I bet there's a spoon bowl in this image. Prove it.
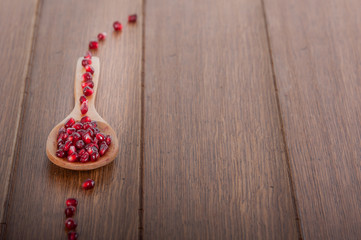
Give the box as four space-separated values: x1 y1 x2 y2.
46 57 119 170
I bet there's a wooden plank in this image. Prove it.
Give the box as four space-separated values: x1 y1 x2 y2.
143 0 299 239
264 0 361 238
0 0 38 224
4 0 142 239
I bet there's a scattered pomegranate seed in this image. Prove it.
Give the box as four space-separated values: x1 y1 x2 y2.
85 65 95 75
65 118 75 128
128 14 137 23
113 21 122 31
99 142 109 156
105 135 112 145
75 140 85 149
97 32 106 41
81 101 88 114
79 152 90 162
68 231 79 240
84 51 92 59
67 152 79 162
66 198 78 207
79 96 87 105
88 40 98 50
82 179 95 190
81 80 94 89
83 86 94 96
82 58 92 67
65 206 76 218
81 116 91 123
65 218 77 230
82 72 93 81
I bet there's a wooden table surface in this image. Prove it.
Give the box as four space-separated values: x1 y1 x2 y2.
1 0 360 239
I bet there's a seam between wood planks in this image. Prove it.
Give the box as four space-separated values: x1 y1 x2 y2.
260 0 304 239
139 0 146 239
1 0 44 237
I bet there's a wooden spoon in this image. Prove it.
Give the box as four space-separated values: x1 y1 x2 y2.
46 57 119 170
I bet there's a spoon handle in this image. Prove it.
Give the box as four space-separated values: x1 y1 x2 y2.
73 57 100 114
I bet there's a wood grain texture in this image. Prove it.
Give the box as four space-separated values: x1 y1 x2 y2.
0 0 38 224
264 0 361 239
143 0 299 239
5 0 142 239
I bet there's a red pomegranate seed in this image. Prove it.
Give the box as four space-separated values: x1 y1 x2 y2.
82 132 92 144
66 198 78 207
85 65 95 75
82 179 95 190
80 116 91 123
75 140 85 149
57 141 64 149
99 142 109 156
82 58 92 67
79 96 87 105
78 148 86 155
82 72 93 81
65 118 75 128
68 231 79 240
84 51 92 59
105 135 112 145
67 135 74 142
67 152 79 162
86 128 94 137
128 14 137 23
96 133 105 141
72 132 81 142
113 21 122 31
62 133 69 141
88 40 98 50
66 128 76 135
90 152 100 161
79 152 90 162
68 145 76 155
81 101 88 114
81 80 94 89
65 218 77 230
63 140 72 152
65 206 76 218
73 122 83 130
56 150 66 158
97 32 106 41
83 86 94 96
58 126 66 134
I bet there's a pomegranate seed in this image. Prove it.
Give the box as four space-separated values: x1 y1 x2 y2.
82 179 95 190
128 14 137 23
75 140 85 149
81 58 92 67
85 65 95 75
113 21 122 31
88 40 98 50
68 231 79 240
56 150 66 158
82 133 92 144
66 128 76 135
79 96 87 105
83 86 94 96
82 72 92 81
65 206 76 218
72 132 81 142
79 152 90 162
105 135 112 145
68 145 76 155
66 198 78 207
77 130 86 137
81 101 88 114
67 152 79 162
78 149 86 156
58 126 66 134
90 152 100 161
93 128 100 134
90 121 98 128
73 122 83 130
57 141 64 148
81 116 91 123
81 80 94 89
62 133 69 141
65 118 75 128
65 218 77 230
97 32 106 41
86 128 94 137
99 142 109 156
67 135 74 142
63 140 72 152
84 51 92 59
96 133 105 141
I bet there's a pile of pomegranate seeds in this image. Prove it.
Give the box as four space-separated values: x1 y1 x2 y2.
56 116 112 162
